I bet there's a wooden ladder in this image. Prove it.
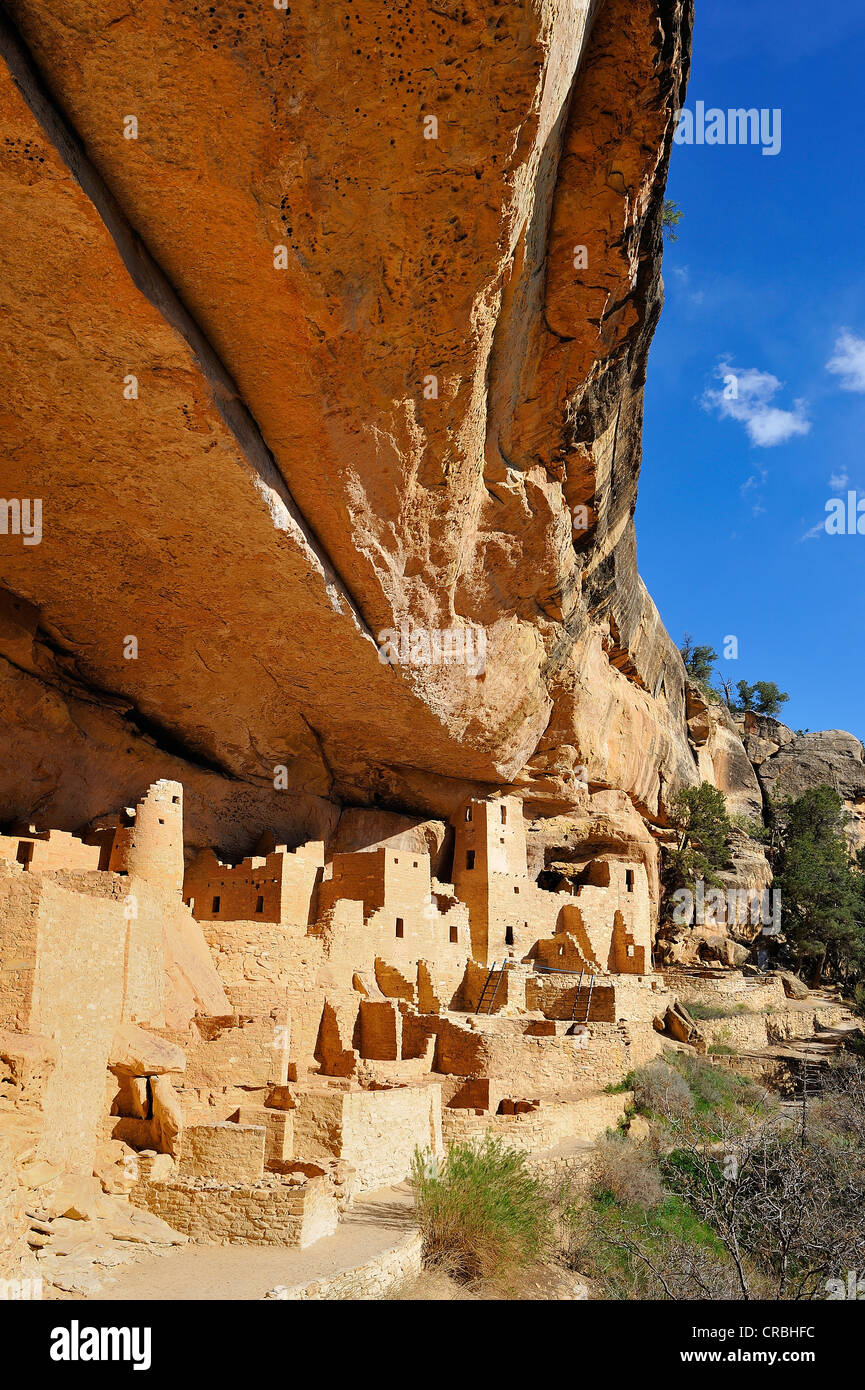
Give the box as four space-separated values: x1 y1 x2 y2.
572 972 595 1023
476 962 507 1015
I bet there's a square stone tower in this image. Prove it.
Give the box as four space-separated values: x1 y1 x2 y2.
452 796 528 961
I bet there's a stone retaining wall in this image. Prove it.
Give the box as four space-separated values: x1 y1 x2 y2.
270 1229 423 1300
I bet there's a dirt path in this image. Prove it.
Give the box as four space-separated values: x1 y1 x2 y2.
89 1187 414 1301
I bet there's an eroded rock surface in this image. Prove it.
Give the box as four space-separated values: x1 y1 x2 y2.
0 0 695 845
747 720 865 849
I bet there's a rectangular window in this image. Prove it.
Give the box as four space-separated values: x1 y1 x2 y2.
501 805 507 824
514 886 520 895
465 806 472 822
466 850 475 870
395 918 404 938
626 870 635 893
212 896 220 912
255 895 264 913
449 925 458 943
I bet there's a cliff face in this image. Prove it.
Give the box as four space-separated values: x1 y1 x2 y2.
743 717 865 850
0 1 697 850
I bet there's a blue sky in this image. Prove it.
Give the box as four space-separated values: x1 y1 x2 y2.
638 0 865 739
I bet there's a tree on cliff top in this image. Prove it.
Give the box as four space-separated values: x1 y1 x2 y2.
664 782 732 895
680 634 718 685
733 680 789 718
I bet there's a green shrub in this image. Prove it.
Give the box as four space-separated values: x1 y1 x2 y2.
670 1051 770 1119
604 1070 635 1094
410 1137 554 1284
685 1001 747 1020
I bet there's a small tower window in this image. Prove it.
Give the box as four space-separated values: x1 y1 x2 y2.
501 805 507 824
255 895 264 913
212 896 220 913
626 870 635 893
465 806 472 822
395 918 404 938
505 925 514 946
466 850 475 870
449 925 458 943
514 886 520 895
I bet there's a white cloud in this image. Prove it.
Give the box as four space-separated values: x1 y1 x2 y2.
826 330 865 392
829 470 850 490
703 363 811 447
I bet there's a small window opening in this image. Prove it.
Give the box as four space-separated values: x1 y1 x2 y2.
212 896 220 912
395 917 404 938
500 805 507 824
449 925 458 943
625 869 635 893
505 925 514 946
255 895 264 913
466 850 475 870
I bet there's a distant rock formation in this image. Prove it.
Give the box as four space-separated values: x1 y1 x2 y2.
746 719 865 848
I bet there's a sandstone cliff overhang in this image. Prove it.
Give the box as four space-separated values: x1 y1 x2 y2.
0 0 695 845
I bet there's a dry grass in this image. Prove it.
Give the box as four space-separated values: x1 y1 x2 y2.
589 1133 665 1211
